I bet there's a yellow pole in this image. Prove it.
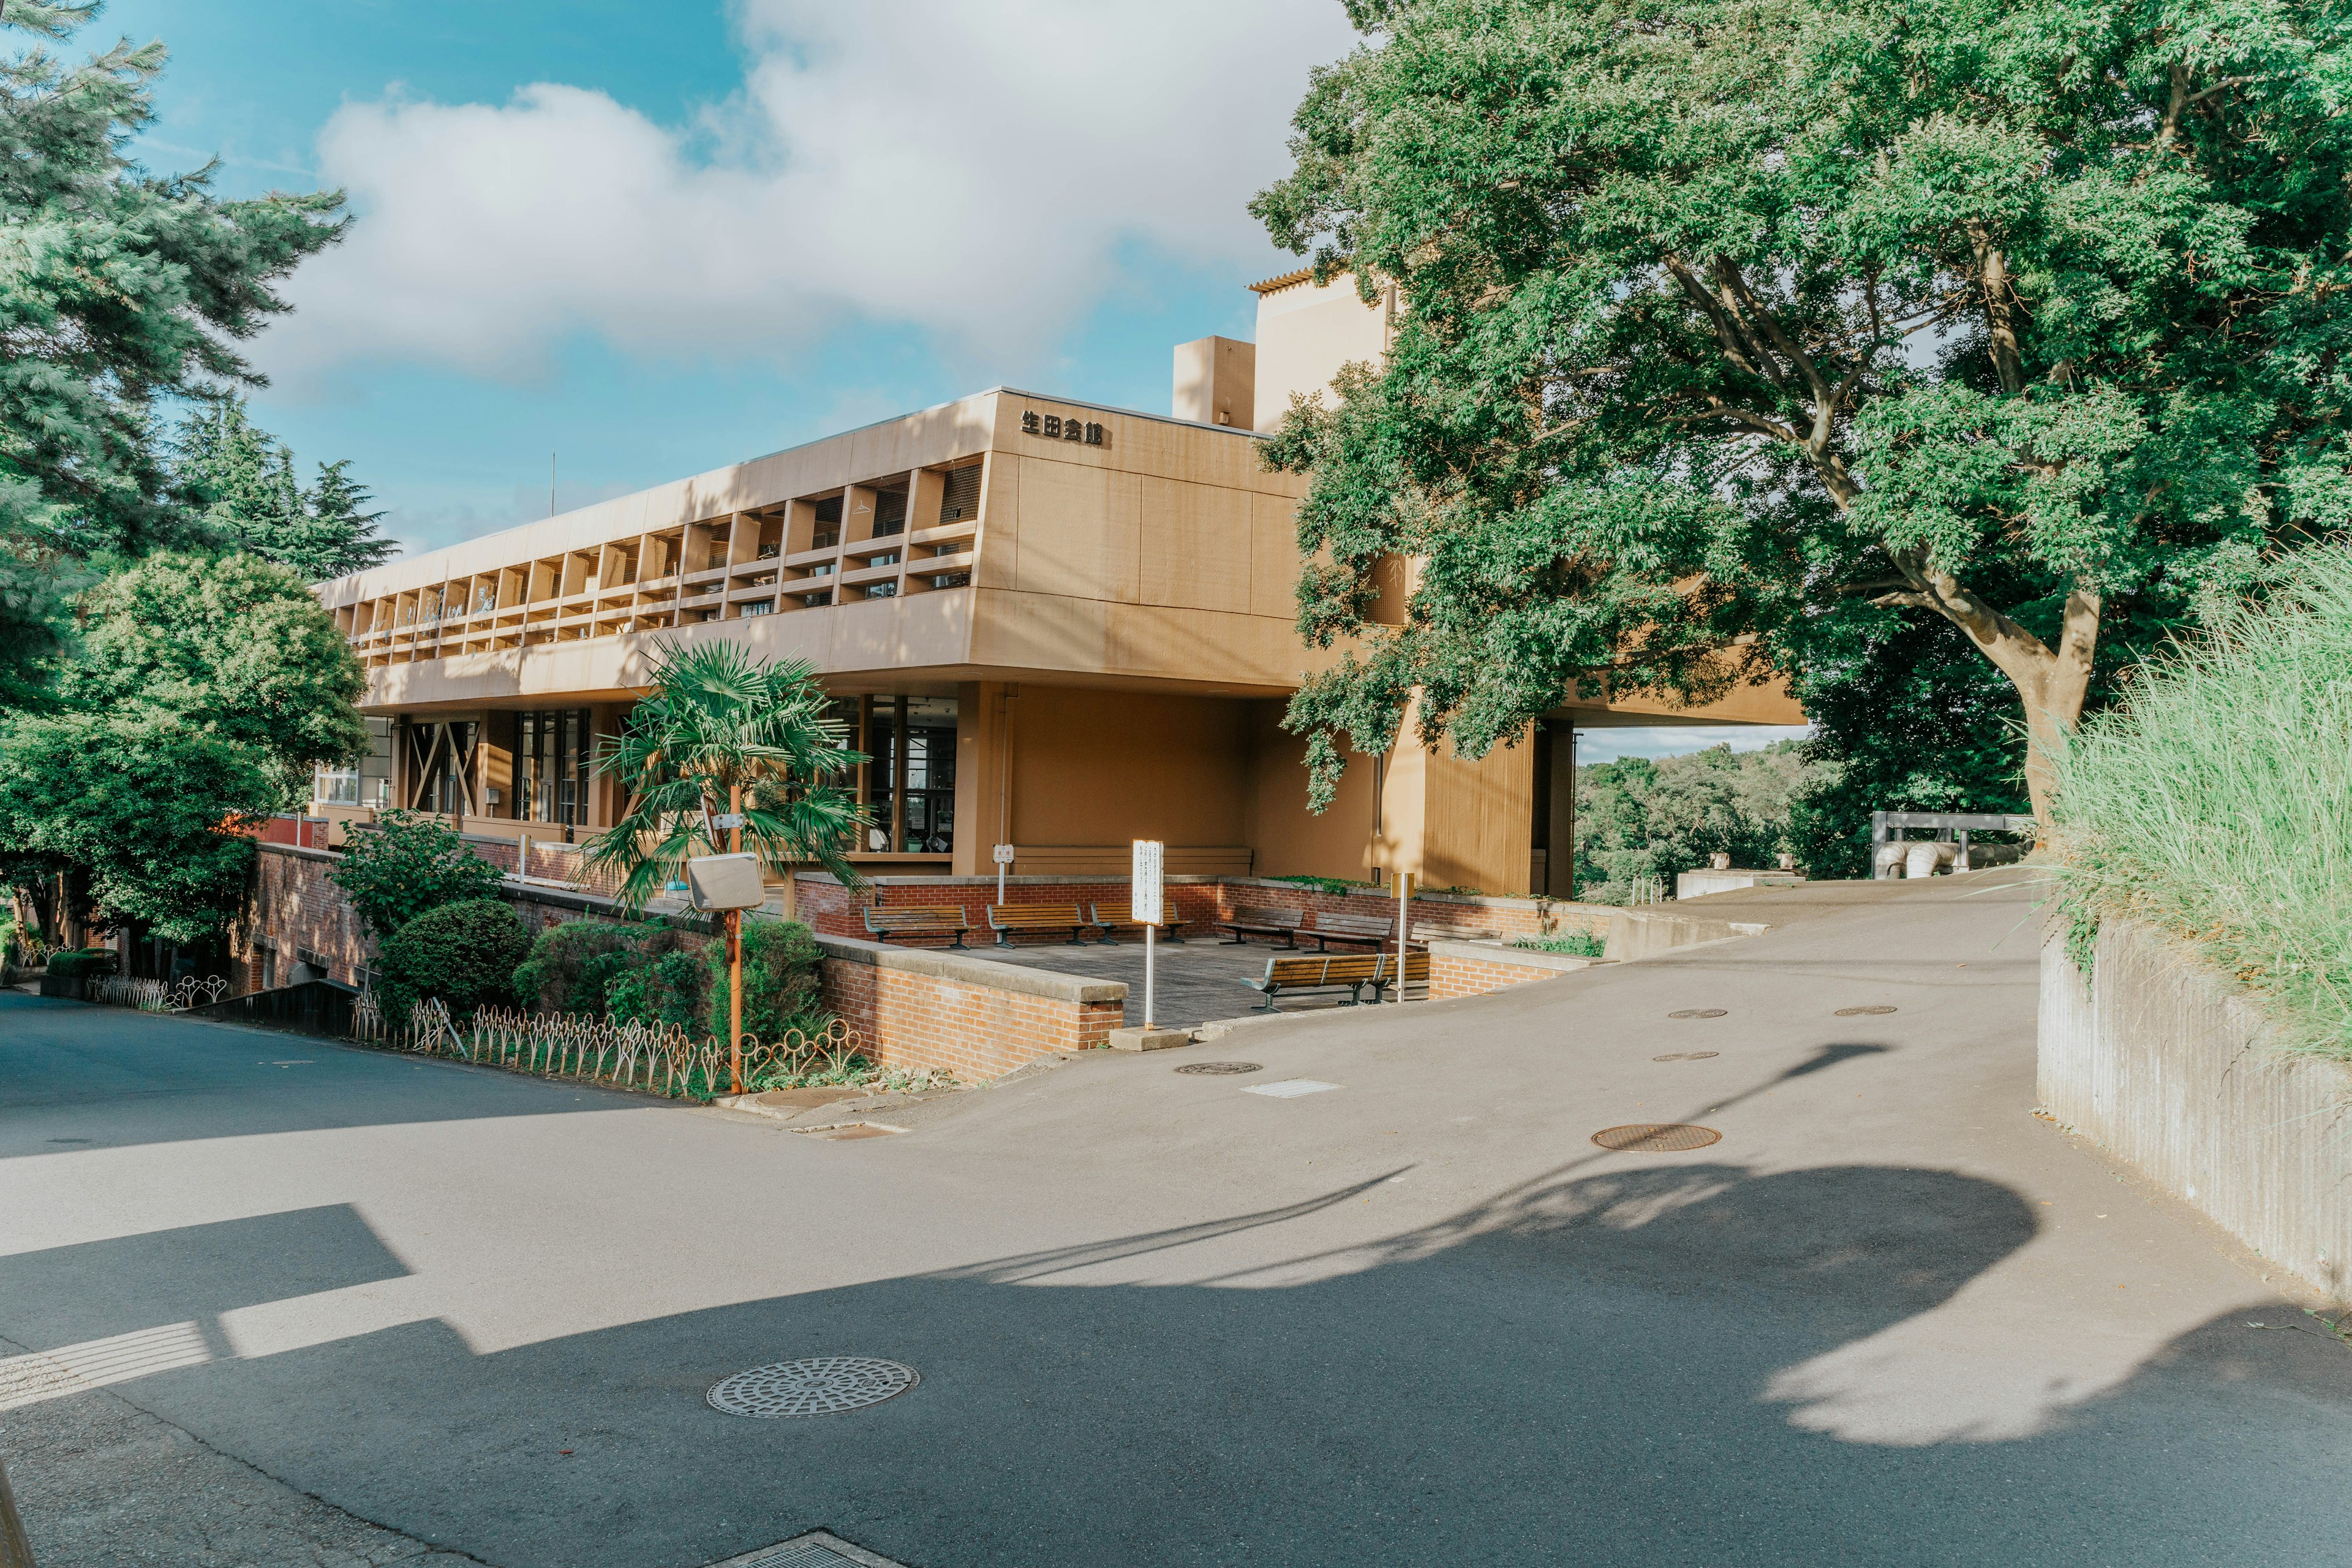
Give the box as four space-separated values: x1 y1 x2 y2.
727 782 744 1095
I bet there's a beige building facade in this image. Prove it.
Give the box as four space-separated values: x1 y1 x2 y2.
311 276 1803 897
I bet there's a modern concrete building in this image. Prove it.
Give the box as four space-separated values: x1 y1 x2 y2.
309 272 1802 898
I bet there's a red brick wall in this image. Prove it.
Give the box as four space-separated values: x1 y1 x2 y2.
820 954 1123 1079
234 845 375 989
796 873 1612 946
1430 951 1559 1001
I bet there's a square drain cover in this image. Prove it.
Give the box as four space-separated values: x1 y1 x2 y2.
705 1530 911 1567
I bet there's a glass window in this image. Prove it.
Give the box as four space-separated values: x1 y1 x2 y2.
516 709 593 824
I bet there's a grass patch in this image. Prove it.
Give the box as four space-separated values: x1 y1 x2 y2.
2047 548 2352 1057
1513 930 1606 957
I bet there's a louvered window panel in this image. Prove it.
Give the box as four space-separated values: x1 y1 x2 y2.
938 464 981 523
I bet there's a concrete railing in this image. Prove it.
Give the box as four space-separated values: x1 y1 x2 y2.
2039 919 2352 1301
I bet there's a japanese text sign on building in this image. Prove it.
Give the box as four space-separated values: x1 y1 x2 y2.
1022 410 1107 447
1131 839 1164 927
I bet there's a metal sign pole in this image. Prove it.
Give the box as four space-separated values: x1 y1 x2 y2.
1133 839 1164 1031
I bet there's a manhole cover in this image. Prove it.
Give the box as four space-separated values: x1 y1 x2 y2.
1834 1005 1898 1016
704 1531 911 1567
1176 1061 1261 1075
1668 1008 1727 1019
1591 1123 1723 1152
1651 1052 1720 1062
706 1357 918 1418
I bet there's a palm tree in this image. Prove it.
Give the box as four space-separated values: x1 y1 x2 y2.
585 641 865 1090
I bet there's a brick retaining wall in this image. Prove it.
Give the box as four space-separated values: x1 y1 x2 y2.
816 936 1126 1079
795 872 1615 948
1425 939 1602 1001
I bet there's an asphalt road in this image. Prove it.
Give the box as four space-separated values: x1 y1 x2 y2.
4 873 2348 1567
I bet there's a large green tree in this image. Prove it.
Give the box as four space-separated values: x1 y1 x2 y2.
61 550 368 797
0 1 345 695
0 550 365 939
1254 0 2352 821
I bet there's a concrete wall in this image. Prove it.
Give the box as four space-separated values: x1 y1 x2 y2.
2040 919 2352 1301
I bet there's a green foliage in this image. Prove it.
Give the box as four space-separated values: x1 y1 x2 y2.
1785 613 2033 879
377 899 529 1021
1267 873 1376 896
331 810 507 943
174 400 393 582
585 641 865 910
45 947 118 980
606 945 705 1034
702 916 826 1044
1254 0 2352 820
1514 929 1605 957
62 551 368 797
0 5 345 695
511 918 644 1016
2045 548 2352 1057
1575 742 1818 903
0 709 277 942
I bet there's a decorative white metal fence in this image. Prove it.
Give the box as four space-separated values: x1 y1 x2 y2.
88 975 232 1012
355 996 863 1101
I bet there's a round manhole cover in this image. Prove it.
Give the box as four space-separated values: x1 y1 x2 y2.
1591 1123 1723 1152
1651 1052 1720 1062
1834 1005 1898 1016
1667 1008 1727 1020
706 1357 918 1418
1175 1061 1262 1075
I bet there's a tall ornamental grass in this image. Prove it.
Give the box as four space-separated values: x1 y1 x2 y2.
2047 549 2352 1057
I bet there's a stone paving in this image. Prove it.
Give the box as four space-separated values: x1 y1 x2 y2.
974 929 1404 1029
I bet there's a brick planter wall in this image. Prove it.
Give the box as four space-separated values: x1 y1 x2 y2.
1425 939 1601 1001
816 935 1126 1079
793 872 1617 948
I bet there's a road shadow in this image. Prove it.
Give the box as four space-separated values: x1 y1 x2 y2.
11 1161 2350 1568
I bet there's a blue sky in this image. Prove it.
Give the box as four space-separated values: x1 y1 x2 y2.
102 0 1806 760
107 1 1336 551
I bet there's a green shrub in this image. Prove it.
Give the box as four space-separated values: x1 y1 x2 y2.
378 899 529 1020
702 917 826 1044
1268 873 1376 897
511 919 643 1016
605 939 705 1033
2048 548 2352 1056
1514 929 1605 957
46 947 119 980
331 809 507 940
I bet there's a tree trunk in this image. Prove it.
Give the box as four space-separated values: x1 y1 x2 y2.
1879 564 2101 826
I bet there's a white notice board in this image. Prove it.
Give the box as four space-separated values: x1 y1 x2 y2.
1131 840 1164 925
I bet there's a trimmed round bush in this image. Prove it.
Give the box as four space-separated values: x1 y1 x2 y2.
378 899 529 1021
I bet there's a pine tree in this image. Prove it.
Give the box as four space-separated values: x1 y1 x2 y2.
0 4 345 695
173 398 394 581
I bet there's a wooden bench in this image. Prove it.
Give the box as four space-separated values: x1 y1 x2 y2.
1218 905 1306 948
987 903 1098 946
862 905 973 949
1244 953 1385 1011
1088 902 1185 944
1304 911 1395 951
1370 949 1432 1001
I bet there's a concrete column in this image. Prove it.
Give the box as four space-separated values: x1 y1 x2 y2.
891 695 910 853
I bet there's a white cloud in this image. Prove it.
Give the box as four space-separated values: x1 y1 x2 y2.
1574 725 1814 763
260 1 1357 384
